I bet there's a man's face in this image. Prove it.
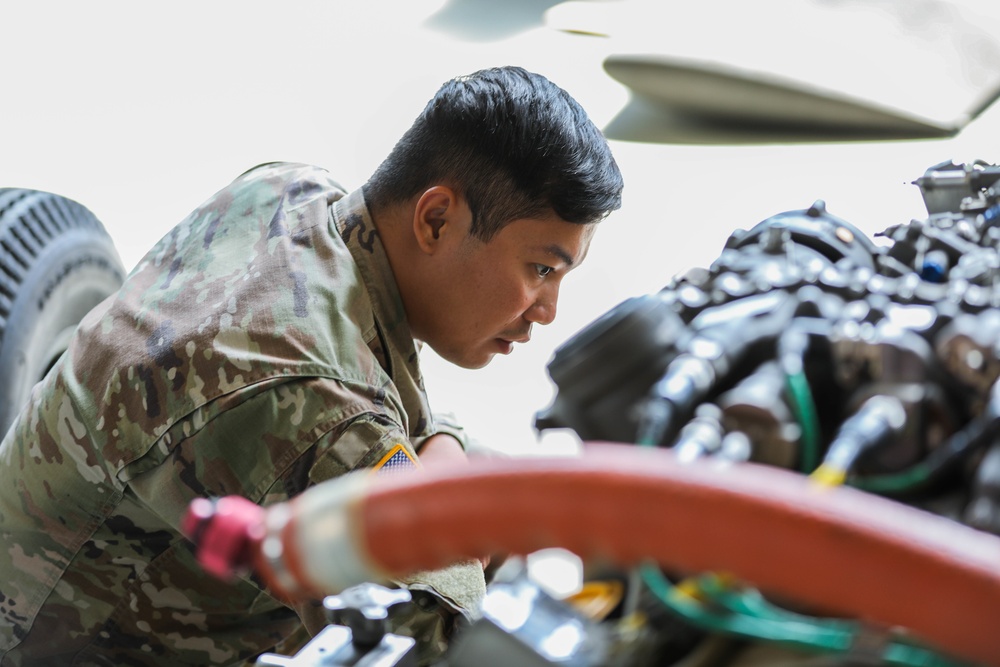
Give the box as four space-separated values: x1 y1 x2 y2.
419 210 596 369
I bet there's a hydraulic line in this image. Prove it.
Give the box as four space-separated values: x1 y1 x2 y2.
851 379 1000 495
638 566 968 667
812 395 908 487
185 443 1000 666
637 292 798 446
784 369 821 473
777 321 828 473
637 393 943 665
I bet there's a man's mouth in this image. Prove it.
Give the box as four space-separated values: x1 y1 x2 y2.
496 334 530 355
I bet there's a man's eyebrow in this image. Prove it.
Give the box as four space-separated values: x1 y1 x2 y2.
540 244 575 267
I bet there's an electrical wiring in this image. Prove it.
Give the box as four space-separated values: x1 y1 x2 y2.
811 395 910 490
777 321 826 474
784 369 822 473
640 564 849 649
637 565 971 667
848 381 1000 494
690 558 976 667
850 462 934 495
849 412 998 495
633 409 973 667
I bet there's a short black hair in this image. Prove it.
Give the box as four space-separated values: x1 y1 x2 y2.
364 66 624 241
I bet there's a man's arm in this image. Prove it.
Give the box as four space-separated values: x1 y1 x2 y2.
417 432 470 467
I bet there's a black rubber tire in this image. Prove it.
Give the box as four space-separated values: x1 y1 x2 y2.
0 189 125 437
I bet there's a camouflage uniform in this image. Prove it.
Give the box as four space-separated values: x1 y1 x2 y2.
0 163 485 666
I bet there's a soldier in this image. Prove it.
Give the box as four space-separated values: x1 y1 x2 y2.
0 66 623 666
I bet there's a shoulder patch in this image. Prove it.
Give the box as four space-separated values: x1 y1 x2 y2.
372 443 418 476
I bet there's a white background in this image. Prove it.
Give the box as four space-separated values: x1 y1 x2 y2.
4 0 1000 591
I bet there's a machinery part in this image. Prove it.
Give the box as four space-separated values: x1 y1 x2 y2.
0 188 124 436
964 440 1000 535
258 584 417 667
671 403 725 462
935 308 1000 401
716 361 800 468
853 378 1000 496
255 624 416 667
323 584 413 649
637 291 798 445
448 571 608 667
811 394 907 487
535 293 685 442
183 443 1000 666
724 200 878 273
256 584 416 666
913 159 1000 216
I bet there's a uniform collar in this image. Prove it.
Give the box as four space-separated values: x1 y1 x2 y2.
330 189 432 434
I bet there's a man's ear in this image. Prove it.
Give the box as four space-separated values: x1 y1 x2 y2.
412 186 468 254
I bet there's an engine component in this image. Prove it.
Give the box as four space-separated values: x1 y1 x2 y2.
525 158 1000 664
448 570 609 667
813 394 908 486
535 293 685 443
536 159 1000 491
716 361 799 468
322 584 415 651
965 440 1000 534
255 582 417 666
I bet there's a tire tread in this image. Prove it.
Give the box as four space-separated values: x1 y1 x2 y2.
0 189 113 343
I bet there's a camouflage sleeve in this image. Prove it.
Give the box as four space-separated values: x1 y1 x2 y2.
117 380 482 664
411 411 471 453
300 415 486 666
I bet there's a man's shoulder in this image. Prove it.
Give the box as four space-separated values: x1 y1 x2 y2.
234 161 349 197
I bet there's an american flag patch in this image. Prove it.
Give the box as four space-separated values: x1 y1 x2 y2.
373 444 418 476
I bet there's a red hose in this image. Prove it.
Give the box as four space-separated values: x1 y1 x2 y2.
356 442 1000 666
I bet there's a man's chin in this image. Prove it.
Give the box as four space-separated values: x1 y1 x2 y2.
430 344 495 370
457 352 494 370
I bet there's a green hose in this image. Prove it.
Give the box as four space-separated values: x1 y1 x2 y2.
632 398 973 667
784 370 822 473
849 463 933 494
638 565 972 667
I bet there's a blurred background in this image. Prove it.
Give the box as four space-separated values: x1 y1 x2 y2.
3 0 999 592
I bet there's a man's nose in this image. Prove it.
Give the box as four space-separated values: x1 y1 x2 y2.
525 287 558 326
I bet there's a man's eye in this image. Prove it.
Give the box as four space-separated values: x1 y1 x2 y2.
535 264 554 278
